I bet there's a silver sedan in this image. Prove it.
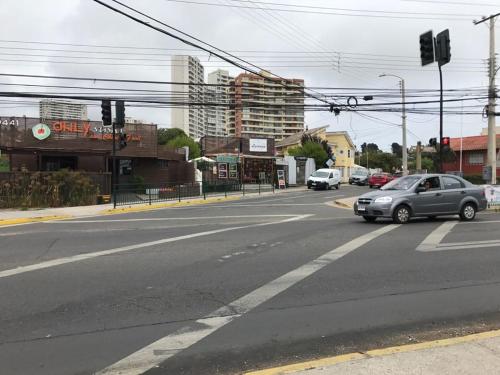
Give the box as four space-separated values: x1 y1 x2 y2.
353 174 488 224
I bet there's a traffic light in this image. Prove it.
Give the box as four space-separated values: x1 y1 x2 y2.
419 30 434 66
119 133 127 150
115 100 125 129
429 138 437 147
101 100 112 125
435 29 451 66
441 136 450 152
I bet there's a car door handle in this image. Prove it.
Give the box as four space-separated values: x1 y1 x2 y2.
460 191 467 194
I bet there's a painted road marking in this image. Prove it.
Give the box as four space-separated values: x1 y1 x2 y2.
0 215 312 279
417 220 500 252
45 215 299 224
96 224 400 375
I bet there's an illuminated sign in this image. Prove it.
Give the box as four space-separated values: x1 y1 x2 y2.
32 123 51 140
50 121 142 142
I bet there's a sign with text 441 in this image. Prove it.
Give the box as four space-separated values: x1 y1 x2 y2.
249 138 268 152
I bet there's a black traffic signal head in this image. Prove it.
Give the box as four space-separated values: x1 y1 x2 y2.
419 30 435 66
119 133 127 150
115 100 125 129
101 99 112 125
429 137 437 147
441 137 451 151
435 29 451 67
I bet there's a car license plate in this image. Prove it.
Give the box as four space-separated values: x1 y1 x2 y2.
358 204 366 211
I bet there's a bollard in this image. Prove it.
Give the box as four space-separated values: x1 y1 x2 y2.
224 183 227 198
258 182 261 195
178 184 181 202
148 187 152 205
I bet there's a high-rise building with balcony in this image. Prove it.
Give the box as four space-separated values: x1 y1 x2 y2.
170 55 205 139
227 71 304 141
205 69 232 137
39 99 88 121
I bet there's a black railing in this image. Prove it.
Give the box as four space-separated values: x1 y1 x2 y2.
114 181 275 206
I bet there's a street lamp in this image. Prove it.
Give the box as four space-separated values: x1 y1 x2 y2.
379 73 408 175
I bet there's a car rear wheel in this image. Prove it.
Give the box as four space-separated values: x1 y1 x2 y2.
393 205 411 224
460 202 477 221
363 216 377 222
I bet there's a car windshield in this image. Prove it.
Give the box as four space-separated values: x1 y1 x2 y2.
311 171 329 178
381 175 421 190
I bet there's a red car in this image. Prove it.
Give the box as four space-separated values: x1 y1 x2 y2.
368 173 393 188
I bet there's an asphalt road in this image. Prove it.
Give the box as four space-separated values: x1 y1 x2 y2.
1 184 500 375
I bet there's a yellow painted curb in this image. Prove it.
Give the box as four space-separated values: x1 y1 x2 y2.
245 329 500 375
0 215 71 227
331 199 355 210
100 196 241 215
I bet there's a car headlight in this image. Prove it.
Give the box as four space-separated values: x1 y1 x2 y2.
374 196 393 204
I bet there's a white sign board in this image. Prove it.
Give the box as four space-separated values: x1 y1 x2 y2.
325 159 334 167
484 185 500 205
249 138 267 152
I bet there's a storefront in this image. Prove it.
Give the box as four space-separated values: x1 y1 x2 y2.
200 136 276 184
0 117 193 193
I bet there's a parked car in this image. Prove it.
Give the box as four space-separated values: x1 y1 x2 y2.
368 173 393 189
353 174 487 224
349 170 369 186
307 168 341 190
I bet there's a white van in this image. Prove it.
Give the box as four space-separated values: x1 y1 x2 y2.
307 168 341 190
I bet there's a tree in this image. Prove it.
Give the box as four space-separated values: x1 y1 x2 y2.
167 136 201 160
288 141 328 169
157 128 186 145
359 152 401 172
301 134 329 154
391 142 403 158
361 142 367 153
366 143 379 153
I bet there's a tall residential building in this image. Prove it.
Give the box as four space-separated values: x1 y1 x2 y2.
227 71 305 142
205 69 232 137
170 55 205 139
39 99 88 121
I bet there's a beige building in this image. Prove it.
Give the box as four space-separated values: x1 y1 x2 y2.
170 55 205 139
227 71 304 141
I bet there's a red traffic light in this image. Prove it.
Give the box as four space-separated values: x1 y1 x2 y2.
441 137 450 146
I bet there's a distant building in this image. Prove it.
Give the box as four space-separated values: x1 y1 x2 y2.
39 99 88 121
170 55 205 139
205 69 232 137
227 71 305 142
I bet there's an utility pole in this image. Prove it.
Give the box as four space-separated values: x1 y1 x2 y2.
379 74 408 175
416 141 422 171
474 13 499 184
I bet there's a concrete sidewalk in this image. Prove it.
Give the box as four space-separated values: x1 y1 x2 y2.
248 330 500 375
0 186 307 224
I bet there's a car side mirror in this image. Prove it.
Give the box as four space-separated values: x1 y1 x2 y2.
416 186 426 193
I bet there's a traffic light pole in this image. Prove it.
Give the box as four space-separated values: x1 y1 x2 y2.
439 64 444 174
112 120 117 209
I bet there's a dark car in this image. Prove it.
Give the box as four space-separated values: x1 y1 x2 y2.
353 174 487 224
368 173 393 189
349 170 369 186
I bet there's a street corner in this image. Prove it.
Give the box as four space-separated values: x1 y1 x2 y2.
327 197 357 210
244 329 500 375
98 195 242 215
0 215 71 227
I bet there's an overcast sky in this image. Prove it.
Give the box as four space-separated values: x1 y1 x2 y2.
0 0 498 150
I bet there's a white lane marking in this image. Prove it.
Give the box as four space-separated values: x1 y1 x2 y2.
96 224 400 375
458 220 500 225
416 221 458 251
45 215 298 224
0 215 312 279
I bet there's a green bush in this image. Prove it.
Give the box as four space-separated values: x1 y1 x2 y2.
130 175 146 194
0 170 98 208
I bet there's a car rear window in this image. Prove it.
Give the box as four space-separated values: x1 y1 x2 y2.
443 176 464 189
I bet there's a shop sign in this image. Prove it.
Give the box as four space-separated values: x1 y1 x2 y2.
1 118 20 127
32 123 51 140
216 155 239 164
218 163 228 179
229 164 238 179
249 138 267 152
51 121 142 142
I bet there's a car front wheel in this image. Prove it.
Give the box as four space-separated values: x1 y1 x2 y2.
393 205 411 224
460 202 477 221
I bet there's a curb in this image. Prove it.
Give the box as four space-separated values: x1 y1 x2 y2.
0 215 71 227
99 196 241 215
244 329 500 375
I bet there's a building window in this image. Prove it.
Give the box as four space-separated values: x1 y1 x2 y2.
347 149 351 158
158 160 169 169
468 152 484 165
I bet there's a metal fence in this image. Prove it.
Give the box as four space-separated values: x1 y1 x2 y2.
114 181 275 206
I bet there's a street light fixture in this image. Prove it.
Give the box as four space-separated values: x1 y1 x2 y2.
379 73 408 175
